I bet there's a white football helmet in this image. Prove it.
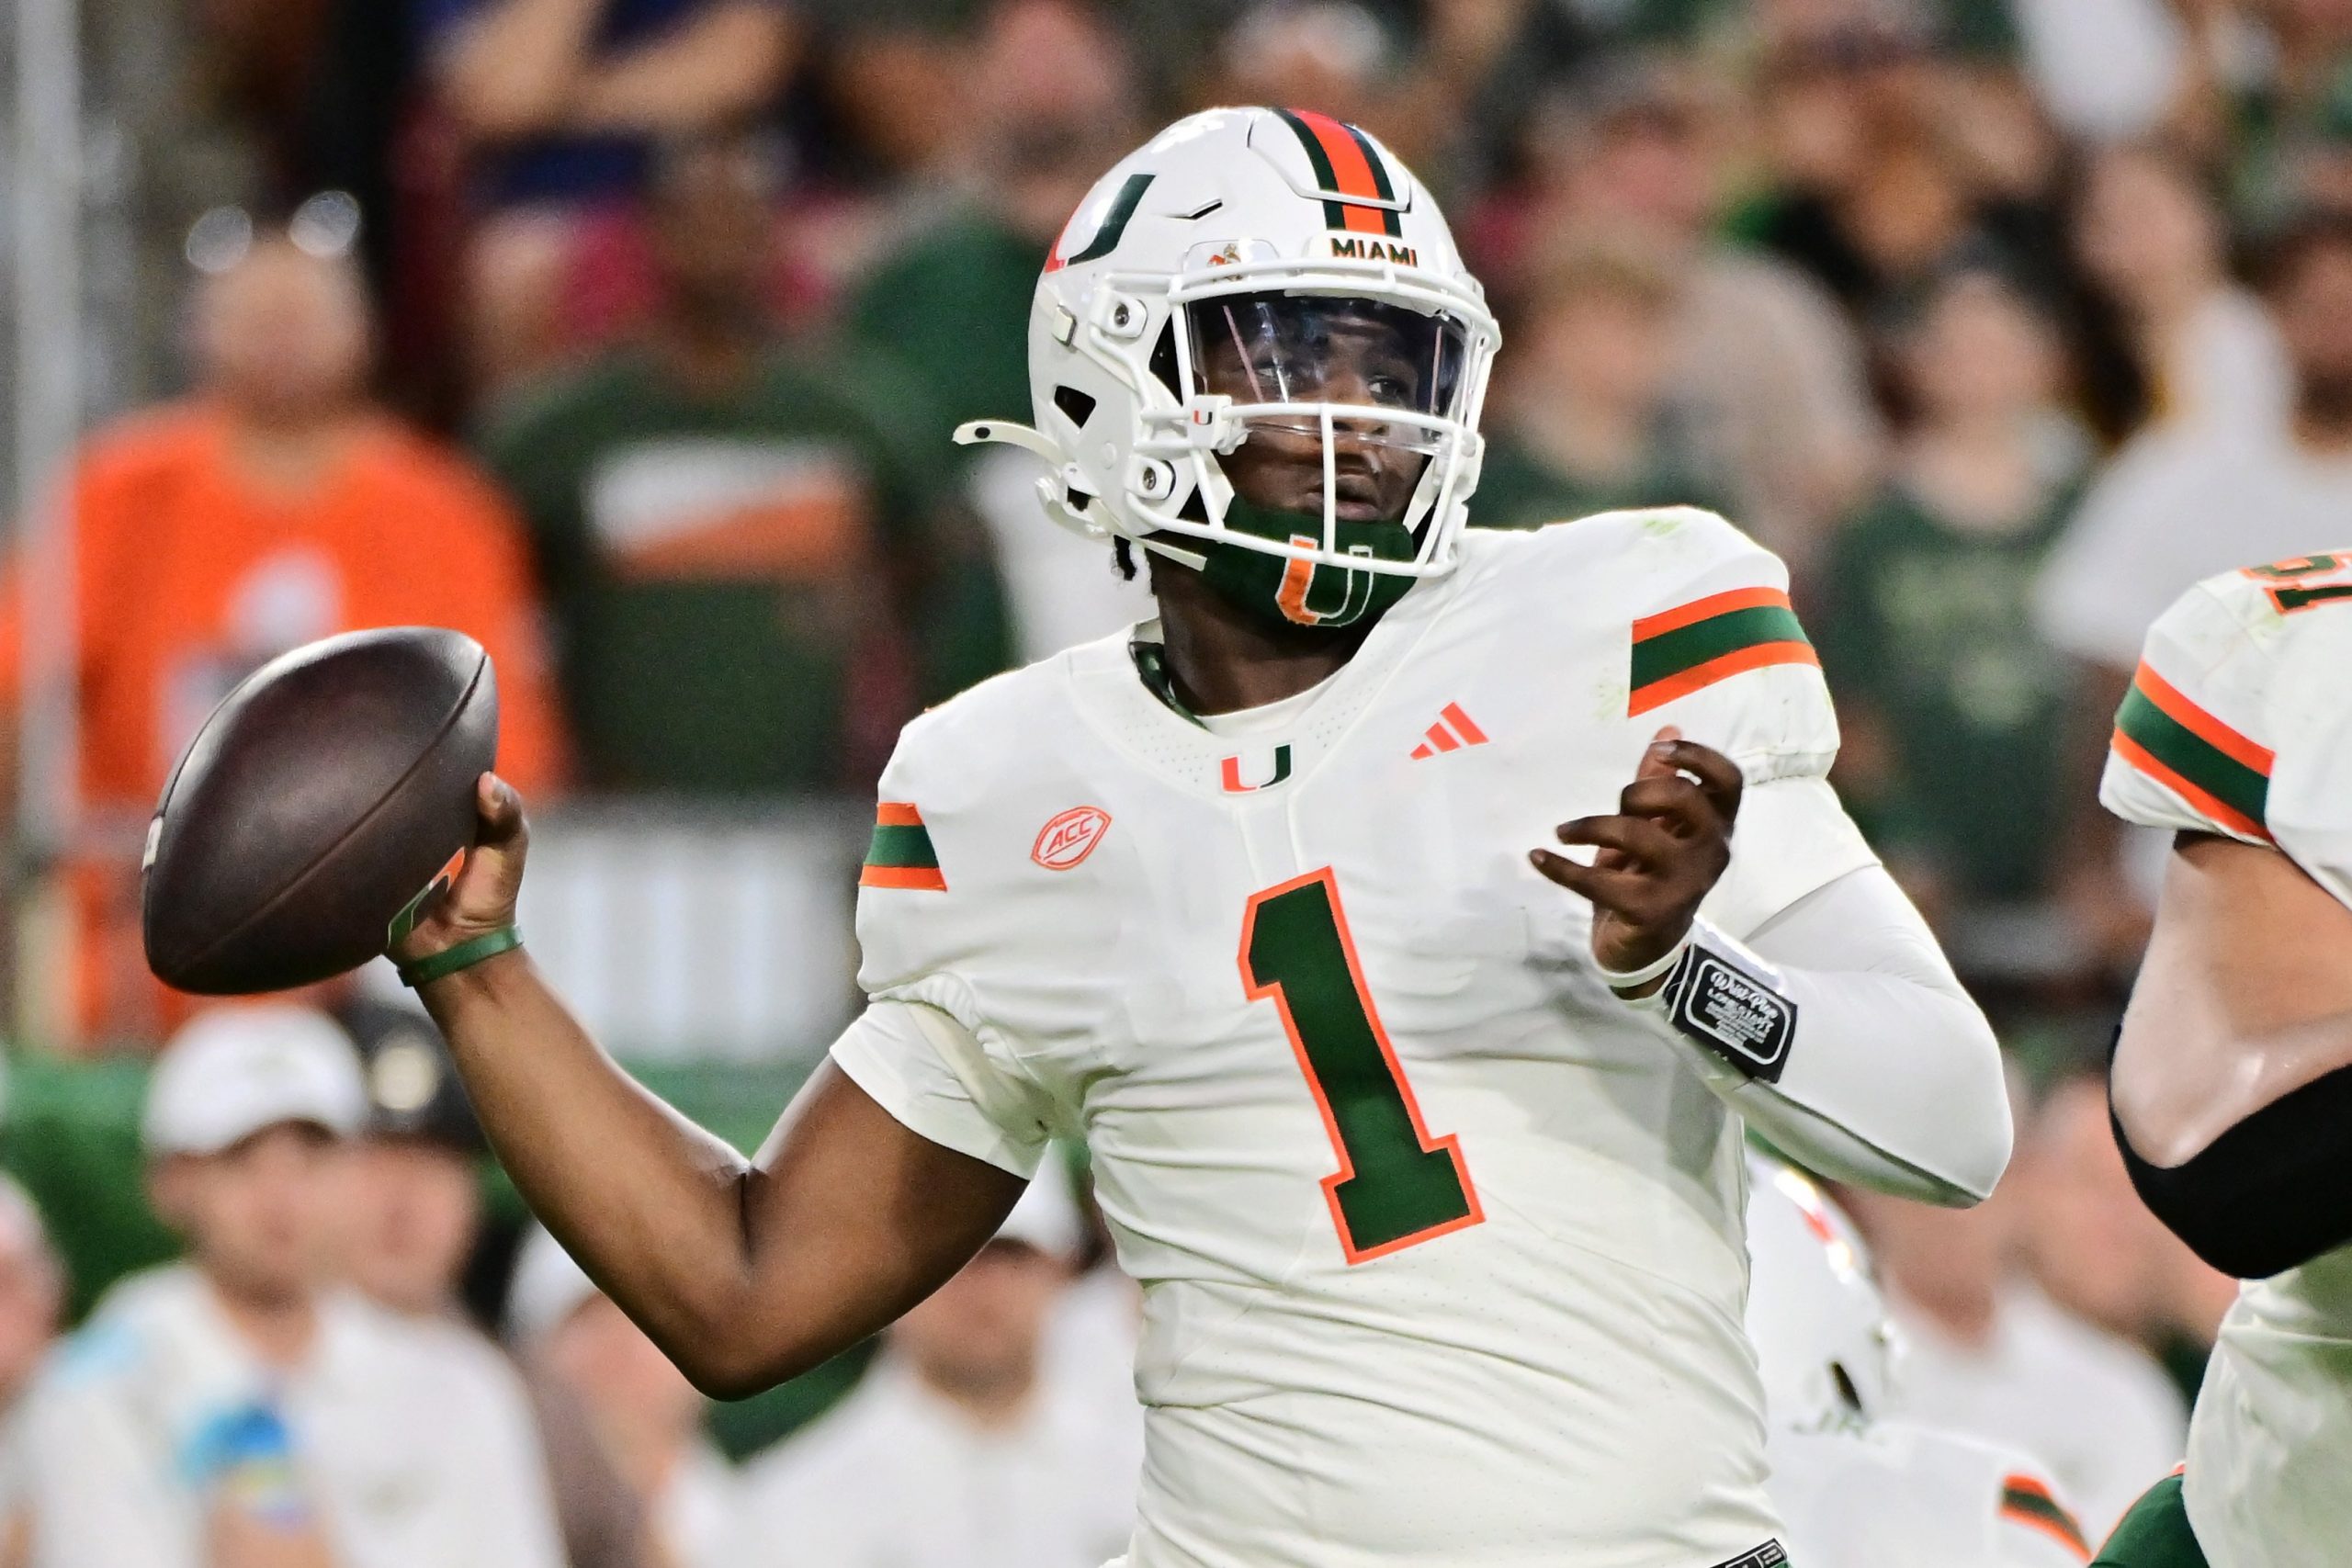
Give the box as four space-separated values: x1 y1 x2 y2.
1745 1155 1900 1432
956 106 1499 629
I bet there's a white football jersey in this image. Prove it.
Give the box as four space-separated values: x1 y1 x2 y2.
832 509 1879 1568
1770 1423 2094 1568
2100 551 2352 1568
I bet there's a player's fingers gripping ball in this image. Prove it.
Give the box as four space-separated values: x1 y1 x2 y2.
1530 727 1744 977
389 773 531 970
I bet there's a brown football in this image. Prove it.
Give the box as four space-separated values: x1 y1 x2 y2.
142 626 498 995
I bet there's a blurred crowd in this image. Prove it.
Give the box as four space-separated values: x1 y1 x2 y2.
10 0 2352 1559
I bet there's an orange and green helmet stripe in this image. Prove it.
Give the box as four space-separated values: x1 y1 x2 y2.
1274 107 1404 238
862 801 946 891
2112 662 2273 840
1628 586 1817 715
1999 1475 2090 1560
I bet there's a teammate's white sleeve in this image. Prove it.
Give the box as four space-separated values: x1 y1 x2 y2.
1643 797 2012 1206
831 998 1055 1178
17 1371 194 1568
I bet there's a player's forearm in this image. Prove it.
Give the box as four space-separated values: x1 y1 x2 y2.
1719 964 2011 1205
417 951 765 1373
1662 866 2013 1205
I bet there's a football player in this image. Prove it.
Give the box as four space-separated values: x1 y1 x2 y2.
1747 1155 2093 1566
2093 547 2352 1568
393 109 2012 1566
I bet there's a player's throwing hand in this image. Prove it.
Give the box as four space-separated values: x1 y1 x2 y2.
1530 727 1743 987
390 773 531 967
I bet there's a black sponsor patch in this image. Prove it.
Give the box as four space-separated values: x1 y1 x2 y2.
1708 1541 1788 1568
1670 951 1796 1083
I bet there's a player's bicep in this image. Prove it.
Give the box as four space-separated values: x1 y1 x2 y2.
2113 832 2352 1164
731 1055 1026 1390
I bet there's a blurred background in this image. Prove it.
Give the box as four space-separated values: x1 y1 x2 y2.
5 0 2346 1561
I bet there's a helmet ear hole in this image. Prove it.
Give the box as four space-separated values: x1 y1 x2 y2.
1053 386 1098 429
1148 322 1181 398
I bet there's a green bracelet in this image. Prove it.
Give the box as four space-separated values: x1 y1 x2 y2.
399 926 522 988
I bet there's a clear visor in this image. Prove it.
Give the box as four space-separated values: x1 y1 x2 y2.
1184 292 1470 435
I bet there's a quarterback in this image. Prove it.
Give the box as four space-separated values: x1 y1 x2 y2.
395 110 2011 1566
2096 551 2352 1568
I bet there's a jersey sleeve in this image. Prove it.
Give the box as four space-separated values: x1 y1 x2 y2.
832 724 1058 1178
1607 509 1871 933
2099 567 2281 846
2103 556 2352 911
1617 507 1840 787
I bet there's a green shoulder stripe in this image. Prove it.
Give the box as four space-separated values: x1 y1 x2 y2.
1628 586 1816 715
862 803 946 890
2112 663 2270 838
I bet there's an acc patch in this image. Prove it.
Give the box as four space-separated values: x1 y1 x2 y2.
1033 807 1113 871
1670 952 1796 1083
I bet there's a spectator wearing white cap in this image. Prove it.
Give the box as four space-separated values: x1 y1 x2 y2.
733 1165 1141 1568
507 1224 741 1568
12 1004 567 1568
336 999 651 1568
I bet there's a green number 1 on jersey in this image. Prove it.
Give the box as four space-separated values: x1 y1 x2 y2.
1240 869 1483 1262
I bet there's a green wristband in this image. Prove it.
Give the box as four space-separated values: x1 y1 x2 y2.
399 926 522 988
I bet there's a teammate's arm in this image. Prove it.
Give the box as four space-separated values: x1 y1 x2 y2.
2109 830 2352 1278
399 777 1027 1398
1534 732 2010 1206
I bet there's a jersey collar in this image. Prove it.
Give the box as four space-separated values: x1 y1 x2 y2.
1070 572 1455 800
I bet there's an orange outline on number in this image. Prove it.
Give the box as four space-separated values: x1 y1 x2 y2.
1238 867 1485 1264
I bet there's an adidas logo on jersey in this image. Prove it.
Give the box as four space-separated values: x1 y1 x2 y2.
1409 704 1489 760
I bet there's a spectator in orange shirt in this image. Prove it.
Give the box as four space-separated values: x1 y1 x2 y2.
0 220 568 1045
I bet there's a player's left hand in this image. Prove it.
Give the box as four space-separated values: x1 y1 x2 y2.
1530 727 1743 991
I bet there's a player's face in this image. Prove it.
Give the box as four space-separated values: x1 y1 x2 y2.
160 1122 347 1306
1191 295 1460 525
336 1135 481 1316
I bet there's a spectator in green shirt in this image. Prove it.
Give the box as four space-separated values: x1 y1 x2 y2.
1815 261 2091 923
1472 234 1728 530
845 0 1144 437
481 129 1011 795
